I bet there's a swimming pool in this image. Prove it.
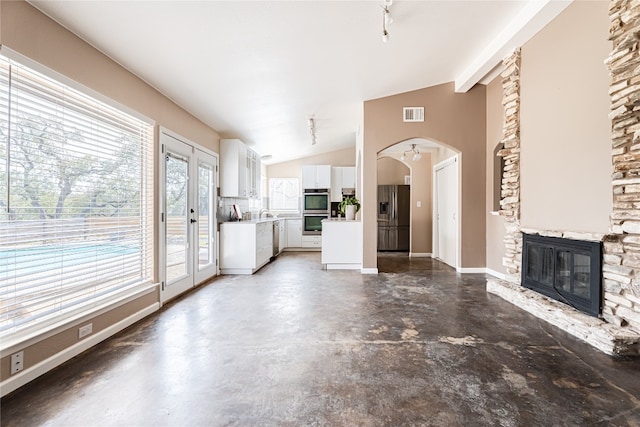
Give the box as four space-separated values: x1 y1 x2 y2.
0 243 140 278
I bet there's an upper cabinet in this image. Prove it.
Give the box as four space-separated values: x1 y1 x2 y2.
330 166 356 202
302 165 331 190
220 139 261 199
246 149 260 199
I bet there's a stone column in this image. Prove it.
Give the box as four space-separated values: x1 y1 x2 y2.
604 0 640 331
498 49 523 284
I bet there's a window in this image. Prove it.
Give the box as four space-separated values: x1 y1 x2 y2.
0 54 154 345
269 178 299 212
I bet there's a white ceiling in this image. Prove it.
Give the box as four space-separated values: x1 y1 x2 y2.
29 0 571 165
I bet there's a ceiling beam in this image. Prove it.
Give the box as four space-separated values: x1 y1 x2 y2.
454 0 573 93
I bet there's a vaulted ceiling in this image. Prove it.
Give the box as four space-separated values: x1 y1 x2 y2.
30 0 571 164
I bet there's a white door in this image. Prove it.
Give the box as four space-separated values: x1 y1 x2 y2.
194 149 218 284
160 130 217 302
435 157 459 268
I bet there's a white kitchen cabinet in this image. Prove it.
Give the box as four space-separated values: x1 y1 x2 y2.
302 165 331 190
246 149 261 199
220 221 273 274
301 235 321 249
286 219 302 248
278 220 286 253
330 166 356 202
220 139 260 199
220 139 247 198
342 167 356 189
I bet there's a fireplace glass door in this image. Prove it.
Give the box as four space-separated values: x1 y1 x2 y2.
522 233 601 317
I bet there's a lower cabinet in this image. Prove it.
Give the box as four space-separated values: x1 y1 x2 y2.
220 221 273 274
301 235 321 249
286 219 302 248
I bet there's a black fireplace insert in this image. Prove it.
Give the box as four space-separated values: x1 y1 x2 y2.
521 233 601 317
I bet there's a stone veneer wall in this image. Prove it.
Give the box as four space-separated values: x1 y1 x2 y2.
487 3 640 355
498 49 523 284
603 0 640 331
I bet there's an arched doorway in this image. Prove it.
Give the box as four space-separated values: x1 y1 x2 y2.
377 138 459 270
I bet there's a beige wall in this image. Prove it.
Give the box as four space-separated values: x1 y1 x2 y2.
377 155 432 255
0 1 220 386
377 157 409 185
520 1 611 234
486 76 507 275
363 82 486 270
267 147 356 180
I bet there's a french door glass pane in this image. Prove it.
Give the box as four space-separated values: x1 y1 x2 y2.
198 163 212 269
166 154 188 282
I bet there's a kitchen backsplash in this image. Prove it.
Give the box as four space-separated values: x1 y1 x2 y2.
218 197 271 222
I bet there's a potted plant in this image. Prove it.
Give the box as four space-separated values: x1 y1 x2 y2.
338 196 361 220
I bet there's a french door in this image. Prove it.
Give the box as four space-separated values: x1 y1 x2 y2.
160 129 217 303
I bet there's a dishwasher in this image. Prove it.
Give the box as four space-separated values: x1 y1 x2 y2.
272 220 280 259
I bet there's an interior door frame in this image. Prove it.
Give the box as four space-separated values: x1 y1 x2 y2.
158 127 219 305
432 155 460 269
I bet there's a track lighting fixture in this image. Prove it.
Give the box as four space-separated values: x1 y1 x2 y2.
308 116 317 145
383 6 393 25
401 144 421 161
380 1 393 42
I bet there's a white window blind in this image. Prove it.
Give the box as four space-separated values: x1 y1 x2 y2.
0 55 154 344
269 178 299 211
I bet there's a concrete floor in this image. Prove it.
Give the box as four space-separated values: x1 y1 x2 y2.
2 252 640 426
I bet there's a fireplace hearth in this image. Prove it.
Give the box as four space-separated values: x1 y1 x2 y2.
522 233 602 317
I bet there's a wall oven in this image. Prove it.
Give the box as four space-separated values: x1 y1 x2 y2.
303 214 328 235
303 189 329 214
303 189 329 235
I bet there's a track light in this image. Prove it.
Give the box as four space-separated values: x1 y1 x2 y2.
308 116 317 145
383 6 393 25
401 144 421 161
380 2 393 42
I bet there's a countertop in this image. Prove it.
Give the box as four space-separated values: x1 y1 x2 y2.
322 218 361 223
222 217 301 224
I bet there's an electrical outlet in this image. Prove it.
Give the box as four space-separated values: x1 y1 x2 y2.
78 323 93 339
11 351 24 375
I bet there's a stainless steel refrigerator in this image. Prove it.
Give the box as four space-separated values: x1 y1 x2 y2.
377 184 410 251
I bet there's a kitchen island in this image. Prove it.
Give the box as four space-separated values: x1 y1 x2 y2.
220 218 278 274
321 218 362 270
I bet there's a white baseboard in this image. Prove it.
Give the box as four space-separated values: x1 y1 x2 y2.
409 253 432 258
456 267 486 274
1 303 160 397
486 268 507 280
361 268 379 274
326 264 362 270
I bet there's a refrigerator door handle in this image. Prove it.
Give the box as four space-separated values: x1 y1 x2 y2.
392 191 396 221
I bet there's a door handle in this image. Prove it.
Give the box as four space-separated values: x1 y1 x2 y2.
190 218 197 223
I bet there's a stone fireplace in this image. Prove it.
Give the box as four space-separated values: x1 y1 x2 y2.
486 1 640 357
522 233 602 318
